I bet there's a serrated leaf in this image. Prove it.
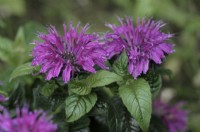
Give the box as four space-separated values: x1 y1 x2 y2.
149 75 162 96
144 70 162 97
68 80 91 95
88 70 123 88
107 96 140 132
9 62 34 82
107 97 123 132
112 50 128 77
65 93 97 122
69 70 122 95
40 83 58 97
119 79 152 132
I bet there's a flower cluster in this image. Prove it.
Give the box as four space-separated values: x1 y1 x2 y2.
105 17 174 79
0 107 57 132
32 17 174 82
153 100 188 132
32 23 107 83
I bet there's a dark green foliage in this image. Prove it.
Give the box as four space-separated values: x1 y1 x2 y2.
143 66 162 97
1 0 199 131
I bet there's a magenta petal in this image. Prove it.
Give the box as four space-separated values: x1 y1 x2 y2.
82 62 96 73
46 69 54 80
32 23 108 83
0 107 57 132
142 59 149 74
62 65 71 83
132 66 140 79
128 62 134 74
150 51 162 64
158 43 174 54
105 17 174 79
53 62 63 77
94 59 108 69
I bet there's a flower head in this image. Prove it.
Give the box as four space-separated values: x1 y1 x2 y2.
32 23 107 83
153 100 188 132
0 107 57 132
105 17 174 79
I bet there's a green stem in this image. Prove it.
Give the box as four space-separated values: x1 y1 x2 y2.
102 87 114 98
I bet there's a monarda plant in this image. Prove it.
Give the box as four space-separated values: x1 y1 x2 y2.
5 16 188 132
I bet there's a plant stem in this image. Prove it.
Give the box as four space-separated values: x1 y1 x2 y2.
102 87 114 98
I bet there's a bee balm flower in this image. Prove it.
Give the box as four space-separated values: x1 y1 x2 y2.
32 23 107 83
105 17 174 79
0 107 57 132
153 100 188 132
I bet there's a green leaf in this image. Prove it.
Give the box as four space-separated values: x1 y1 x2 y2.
119 79 152 132
23 22 46 44
68 80 91 95
69 70 122 95
107 96 140 132
14 27 26 49
107 97 123 132
33 87 51 110
40 83 58 97
112 50 128 77
149 75 162 96
65 93 97 122
69 117 91 132
0 90 8 97
88 70 123 88
9 62 34 82
144 70 162 97
122 111 141 132
13 27 30 65
0 37 13 64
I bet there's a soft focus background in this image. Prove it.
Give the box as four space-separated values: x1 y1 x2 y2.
0 0 200 131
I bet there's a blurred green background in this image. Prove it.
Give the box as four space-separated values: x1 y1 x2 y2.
0 0 200 131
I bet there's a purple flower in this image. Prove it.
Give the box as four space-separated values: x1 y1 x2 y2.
32 22 107 83
0 107 57 132
153 100 188 132
0 94 7 102
0 94 8 111
105 17 174 79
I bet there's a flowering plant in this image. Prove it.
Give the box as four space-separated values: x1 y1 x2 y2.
0 16 188 132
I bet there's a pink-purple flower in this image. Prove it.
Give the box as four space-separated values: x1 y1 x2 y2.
105 17 174 79
0 94 7 102
32 23 107 83
153 100 188 132
0 107 57 132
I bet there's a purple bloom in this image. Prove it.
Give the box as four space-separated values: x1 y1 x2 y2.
105 17 174 79
0 94 8 111
0 107 57 132
0 94 7 102
153 100 188 132
32 22 107 83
